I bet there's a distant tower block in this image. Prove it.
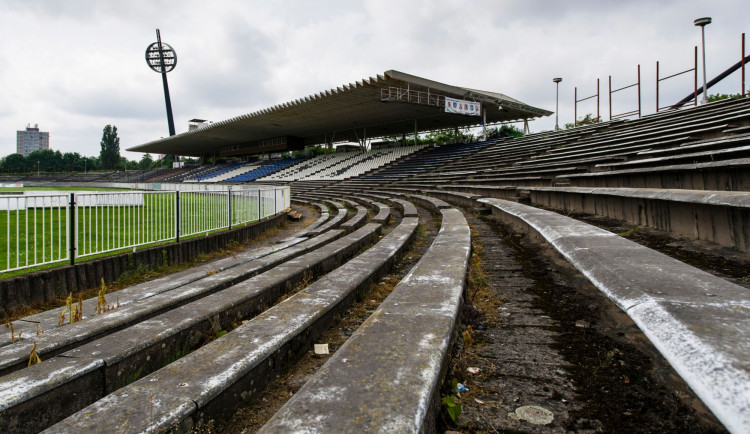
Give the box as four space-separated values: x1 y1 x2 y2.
16 124 50 156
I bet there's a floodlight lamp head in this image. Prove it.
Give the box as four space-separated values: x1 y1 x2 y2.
553 77 562 83
694 17 711 27
146 40 177 74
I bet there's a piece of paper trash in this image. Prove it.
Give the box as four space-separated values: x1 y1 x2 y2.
314 344 329 355
474 398 485 405
467 367 480 374
457 383 469 392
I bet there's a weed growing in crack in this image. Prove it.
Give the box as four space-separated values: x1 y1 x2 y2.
28 342 41 366
462 325 474 348
5 322 20 343
617 227 640 238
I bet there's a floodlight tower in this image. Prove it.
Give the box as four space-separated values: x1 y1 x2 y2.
145 29 177 137
553 77 562 130
694 17 711 105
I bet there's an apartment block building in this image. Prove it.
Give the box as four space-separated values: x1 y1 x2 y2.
16 124 50 156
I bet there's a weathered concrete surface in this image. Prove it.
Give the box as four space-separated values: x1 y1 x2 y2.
307 201 347 236
291 202 329 238
4 236 307 346
421 189 480 208
355 198 391 224
389 198 418 217
261 208 471 433
479 197 750 434
45 217 418 434
0 357 104 434
525 186 750 254
407 194 451 210
562 157 750 191
445 184 519 200
2 224 382 432
0 230 344 376
340 201 368 231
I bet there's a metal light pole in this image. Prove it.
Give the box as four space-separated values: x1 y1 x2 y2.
694 17 712 105
146 29 179 162
553 78 562 130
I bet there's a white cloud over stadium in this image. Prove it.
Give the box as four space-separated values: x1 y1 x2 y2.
0 0 746 159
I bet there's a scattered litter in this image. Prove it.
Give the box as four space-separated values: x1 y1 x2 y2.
515 405 554 425
477 325 486 330
342 358 348 363
457 383 469 392
379 282 385 285
474 398 485 405
313 344 329 355
649 290 664 295
467 367 480 374
705 293 717 297
575 320 590 328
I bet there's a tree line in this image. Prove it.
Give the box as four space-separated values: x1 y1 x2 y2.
1 124 167 174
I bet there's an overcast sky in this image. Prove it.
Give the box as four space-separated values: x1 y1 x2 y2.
1 0 747 160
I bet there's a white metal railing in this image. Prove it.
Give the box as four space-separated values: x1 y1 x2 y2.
1 193 70 272
179 191 230 238
0 185 290 273
75 191 176 259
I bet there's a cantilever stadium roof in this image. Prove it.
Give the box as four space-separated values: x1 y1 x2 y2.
129 70 552 157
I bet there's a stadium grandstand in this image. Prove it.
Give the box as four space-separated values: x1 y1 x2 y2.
2 68 750 434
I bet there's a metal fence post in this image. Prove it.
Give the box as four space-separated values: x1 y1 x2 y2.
258 189 261 220
175 191 181 243
228 189 233 230
69 193 76 266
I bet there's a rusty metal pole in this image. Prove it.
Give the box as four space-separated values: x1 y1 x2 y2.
694 46 699 106
608 75 612 120
743 33 746 97
637 64 642 118
596 79 600 122
656 61 660 112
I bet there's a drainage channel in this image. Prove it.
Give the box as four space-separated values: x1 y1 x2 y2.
216 205 441 433
442 209 724 432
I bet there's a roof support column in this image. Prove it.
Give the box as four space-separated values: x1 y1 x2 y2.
414 119 418 146
482 104 487 139
523 118 530 135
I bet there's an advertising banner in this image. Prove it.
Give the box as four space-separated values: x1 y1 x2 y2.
445 97 481 116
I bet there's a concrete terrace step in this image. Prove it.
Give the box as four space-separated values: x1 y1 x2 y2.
479 197 750 433
0 229 346 377
260 207 471 433
45 209 419 434
523 186 750 254
1 223 385 433
1 236 307 349
562 157 750 191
